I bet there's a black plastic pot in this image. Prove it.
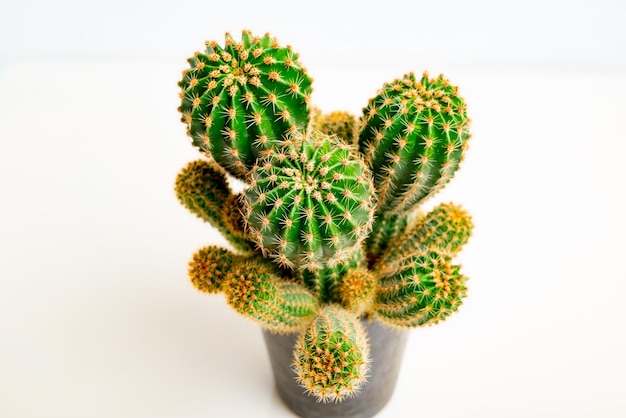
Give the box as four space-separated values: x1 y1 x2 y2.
262 318 409 418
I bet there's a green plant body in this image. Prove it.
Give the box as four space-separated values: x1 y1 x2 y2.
178 30 313 180
381 202 473 267
175 159 254 252
243 130 375 272
223 261 318 333
174 30 474 403
358 72 471 217
293 305 370 402
374 251 467 327
188 245 241 294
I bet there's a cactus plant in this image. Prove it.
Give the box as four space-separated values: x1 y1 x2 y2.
374 251 468 327
188 245 242 294
358 72 471 217
293 305 370 402
242 130 375 272
178 30 313 180
175 159 254 252
174 30 475 411
380 202 473 268
223 261 319 333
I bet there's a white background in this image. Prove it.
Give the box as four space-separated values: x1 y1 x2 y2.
1 1 625 417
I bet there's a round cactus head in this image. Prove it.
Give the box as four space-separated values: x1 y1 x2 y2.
178 30 313 179
359 72 471 215
243 131 375 271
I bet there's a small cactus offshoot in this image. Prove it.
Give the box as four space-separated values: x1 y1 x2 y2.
223 261 318 333
188 246 241 294
374 251 467 327
293 305 370 402
175 30 474 404
381 202 473 267
175 159 254 252
313 110 359 145
336 267 377 316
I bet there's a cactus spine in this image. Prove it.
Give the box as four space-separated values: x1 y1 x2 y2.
178 30 313 180
358 72 471 216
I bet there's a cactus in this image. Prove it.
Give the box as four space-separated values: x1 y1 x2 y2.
358 71 471 216
293 305 370 402
175 159 254 252
374 251 467 327
243 130 375 272
382 202 473 267
188 246 242 294
336 267 377 316
174 31 475 406
313 111 358 145
178 30 313 180
223 261 318 333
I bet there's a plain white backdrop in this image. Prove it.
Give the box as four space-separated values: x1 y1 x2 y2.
1 1 625 417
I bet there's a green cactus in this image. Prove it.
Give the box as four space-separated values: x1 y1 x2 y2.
359 71 471 216
175 159 254 252
188 246 242 294
313 110 359 145
178 30 313 180
243 130 375 272
382 202 473 267
293 305 370 402
223 261 318 333
374 251 467 327
175 31 475 406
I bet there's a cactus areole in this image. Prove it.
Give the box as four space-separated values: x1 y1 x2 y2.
175 30 474 417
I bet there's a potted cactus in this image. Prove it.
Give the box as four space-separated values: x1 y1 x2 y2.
175 30 473 418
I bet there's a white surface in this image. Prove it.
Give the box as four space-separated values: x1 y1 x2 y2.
1 0 625 71
1 61 625 418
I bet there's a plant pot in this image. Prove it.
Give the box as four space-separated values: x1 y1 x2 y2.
262 318 409 418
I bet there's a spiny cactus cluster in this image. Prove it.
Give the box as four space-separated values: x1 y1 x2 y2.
175 30 474 403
